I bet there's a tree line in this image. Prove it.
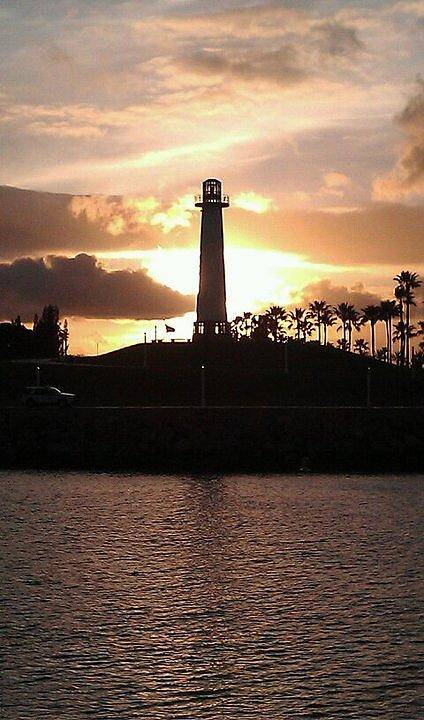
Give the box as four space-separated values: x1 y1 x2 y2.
231 270 424 368
0 305 69 359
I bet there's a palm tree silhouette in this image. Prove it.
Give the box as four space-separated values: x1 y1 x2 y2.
337 338 349 352
354 338 369 356
418 320 424 350
251 313 269 340
361 305 381 357
287 308 306 341
321 306 335 345
264 305 287 342
394 271 422 365
379 300 398 363
334 303 360 351
308 300 329 344
376 346 388 362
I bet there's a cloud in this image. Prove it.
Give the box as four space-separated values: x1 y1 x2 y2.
0 254 193 322
295 278 381 309
174 16 363 89
140 5 306 40
373 80 424 199
69 195 160 235
2 185 424 266
151 194 195 233
233 192 274 214
227 202 424 264
0 185 196 258
391 2 424 18
319 171 351 197
312 21 364 57
179 45 309 87
71 192 197 235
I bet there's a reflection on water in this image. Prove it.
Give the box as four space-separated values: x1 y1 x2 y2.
1 472 423 719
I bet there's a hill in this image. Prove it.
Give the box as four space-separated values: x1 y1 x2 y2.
1 339 422 408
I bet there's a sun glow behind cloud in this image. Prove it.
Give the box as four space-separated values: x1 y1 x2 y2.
233 192 274 213
97 246 356 322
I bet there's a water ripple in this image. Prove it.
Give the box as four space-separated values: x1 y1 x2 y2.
1 472 423 719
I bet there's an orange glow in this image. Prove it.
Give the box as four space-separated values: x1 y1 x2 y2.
97 247 352 320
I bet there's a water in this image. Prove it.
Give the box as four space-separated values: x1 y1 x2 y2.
1 472 423 719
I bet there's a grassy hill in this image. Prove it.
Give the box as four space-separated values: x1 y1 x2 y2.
1 339 422 408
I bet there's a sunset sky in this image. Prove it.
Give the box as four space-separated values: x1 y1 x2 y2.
0 0 423 354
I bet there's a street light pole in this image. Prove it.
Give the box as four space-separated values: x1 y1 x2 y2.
201 364 206 407
366 366 372 408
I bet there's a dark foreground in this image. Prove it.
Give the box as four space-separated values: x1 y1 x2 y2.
1 405 423 472
1 472 423 719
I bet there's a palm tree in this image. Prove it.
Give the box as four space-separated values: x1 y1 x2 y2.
230 315 243 340
300 316 314 341
418 320 424 351
394 284 406 363
321 306 335 345
394 271 422 365
334 303 360 351
287 308 306 341
308 300 329 345
354 338 369 356
379 300 398 362
242 312 252 337
337 338 349 352
361 305 381 357
334 303 350 345
251 313 269 340
411 349 424 371
376 346 388 362
264 305 287 342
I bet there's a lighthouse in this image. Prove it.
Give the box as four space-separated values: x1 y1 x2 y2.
193 178 230 340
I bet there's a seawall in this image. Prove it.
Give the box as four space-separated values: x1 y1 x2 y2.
1 406 423 473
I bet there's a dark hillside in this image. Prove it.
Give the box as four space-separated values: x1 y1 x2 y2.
1 339 422 408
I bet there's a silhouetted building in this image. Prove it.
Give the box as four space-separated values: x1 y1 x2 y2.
193 179 230 340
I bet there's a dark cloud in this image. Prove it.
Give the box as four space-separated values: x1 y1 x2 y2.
0 185 160 258
177 19 362 87
181 45 308 86
0 254 193 321
373 80 424 198
296 278 381 309
312 21 363 57
2 185 423 266
227 203 424 264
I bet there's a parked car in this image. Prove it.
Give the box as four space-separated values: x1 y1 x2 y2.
22 386 76 407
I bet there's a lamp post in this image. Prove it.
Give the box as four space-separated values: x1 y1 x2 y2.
36 365 40 387
284 341 289 374
201 364 206 407
366 366 372 408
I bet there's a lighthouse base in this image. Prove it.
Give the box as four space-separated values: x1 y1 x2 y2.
193 320 231 342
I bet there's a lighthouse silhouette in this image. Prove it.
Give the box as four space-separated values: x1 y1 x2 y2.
193 178 230 340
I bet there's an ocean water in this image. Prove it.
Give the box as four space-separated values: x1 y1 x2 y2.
1 472 423 719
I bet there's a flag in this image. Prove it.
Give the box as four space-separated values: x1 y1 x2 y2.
165 324 175 333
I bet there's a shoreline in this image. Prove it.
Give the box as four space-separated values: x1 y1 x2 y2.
1 406 423 473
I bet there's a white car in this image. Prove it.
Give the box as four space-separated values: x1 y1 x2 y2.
22 386 76 407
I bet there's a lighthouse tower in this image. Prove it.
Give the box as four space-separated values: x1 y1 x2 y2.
193 178 230 340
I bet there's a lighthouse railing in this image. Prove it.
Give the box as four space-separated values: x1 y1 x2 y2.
194 194 230 205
